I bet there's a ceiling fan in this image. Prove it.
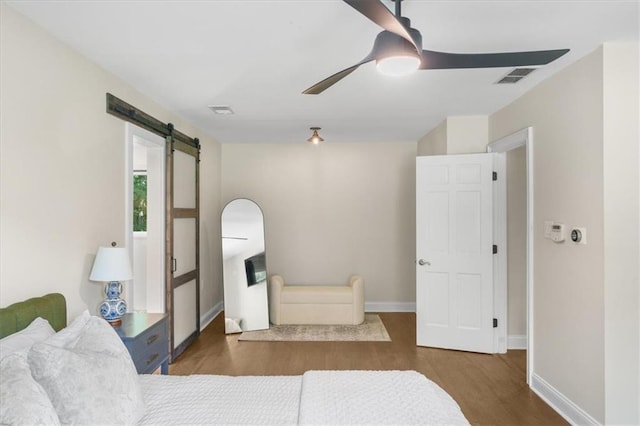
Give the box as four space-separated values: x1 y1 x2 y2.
303 0 569 95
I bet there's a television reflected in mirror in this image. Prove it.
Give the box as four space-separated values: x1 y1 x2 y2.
244 252 266 287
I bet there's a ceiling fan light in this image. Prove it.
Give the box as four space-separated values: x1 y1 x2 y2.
376 55 420 77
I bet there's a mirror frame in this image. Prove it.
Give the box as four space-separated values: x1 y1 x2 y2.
221 198 269 334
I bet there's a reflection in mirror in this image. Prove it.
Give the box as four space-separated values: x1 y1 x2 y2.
221 199 269 334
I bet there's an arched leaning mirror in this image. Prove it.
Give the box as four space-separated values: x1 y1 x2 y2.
221 198 269 334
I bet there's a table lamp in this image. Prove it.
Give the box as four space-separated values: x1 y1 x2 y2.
89 243 133 326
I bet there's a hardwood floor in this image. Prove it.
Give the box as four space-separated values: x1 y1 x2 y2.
170 312 567 425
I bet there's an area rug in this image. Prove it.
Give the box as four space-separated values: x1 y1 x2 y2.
238 314 391 342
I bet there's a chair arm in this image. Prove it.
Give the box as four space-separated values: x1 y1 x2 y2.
269 275 284 325
349 276 365 324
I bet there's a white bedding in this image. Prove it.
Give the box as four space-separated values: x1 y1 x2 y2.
138 370 469 425
298 370 469 425
1 309 469 425
138 374 302 425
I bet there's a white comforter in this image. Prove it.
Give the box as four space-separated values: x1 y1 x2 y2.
298 370 468 425
138 375 301 425
138 370 469 425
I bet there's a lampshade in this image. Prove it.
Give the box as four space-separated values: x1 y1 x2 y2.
89 246 133 282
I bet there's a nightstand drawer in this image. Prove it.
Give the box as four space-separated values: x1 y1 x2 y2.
128 318 167 360
116 312 169 375
130 321 168 374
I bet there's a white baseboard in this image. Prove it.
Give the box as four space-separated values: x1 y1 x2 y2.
200 300 224 331
508 334 527 350
531 373 600 426
365 302 415 312
200 301 414 329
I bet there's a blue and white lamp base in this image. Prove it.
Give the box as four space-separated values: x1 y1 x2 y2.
100 281 127 326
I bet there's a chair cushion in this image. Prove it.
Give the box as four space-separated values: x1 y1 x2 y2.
280 286 353 304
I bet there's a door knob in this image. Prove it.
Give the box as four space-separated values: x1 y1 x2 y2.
418 259 431 266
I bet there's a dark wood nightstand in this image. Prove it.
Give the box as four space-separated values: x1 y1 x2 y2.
115 312 169 375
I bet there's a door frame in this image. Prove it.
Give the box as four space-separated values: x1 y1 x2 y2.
125 122 166 312
487 127 534 384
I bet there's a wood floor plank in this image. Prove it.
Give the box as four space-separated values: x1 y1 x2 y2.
170 312 567 425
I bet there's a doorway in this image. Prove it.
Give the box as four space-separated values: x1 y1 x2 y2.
415 127 532 381
125 123 166 313
488 127 533 384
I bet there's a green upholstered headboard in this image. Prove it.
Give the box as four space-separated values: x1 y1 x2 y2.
0 293 66 338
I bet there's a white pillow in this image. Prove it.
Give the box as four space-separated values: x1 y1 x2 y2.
28 315 146 425
42 309 90 347
0 353 61 425
0 317 55 359
225 317 243 334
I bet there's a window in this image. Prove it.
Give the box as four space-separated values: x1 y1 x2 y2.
133 173 147 232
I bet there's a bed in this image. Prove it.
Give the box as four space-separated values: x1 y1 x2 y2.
0 293 469 425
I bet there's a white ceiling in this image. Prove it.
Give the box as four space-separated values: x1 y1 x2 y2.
8 0 639 144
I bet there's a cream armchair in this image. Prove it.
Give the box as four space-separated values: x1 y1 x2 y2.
269 275 365 325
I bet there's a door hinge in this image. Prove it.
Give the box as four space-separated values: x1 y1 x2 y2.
493 244 498 254
493 318 498 328
492 171 497 181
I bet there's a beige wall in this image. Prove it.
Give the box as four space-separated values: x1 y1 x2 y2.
417 120 446 156
221 142 417 306
506 146 527 337
602 43 639 425
491 46 606 423
490 44 640 424
446 116 489 154
0 4 223 320
418 116 488 156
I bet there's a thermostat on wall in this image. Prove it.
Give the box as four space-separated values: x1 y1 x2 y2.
544 221 565 243
571 227 587 244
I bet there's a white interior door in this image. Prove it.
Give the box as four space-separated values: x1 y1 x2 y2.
416 153 495 353
167 136 200 360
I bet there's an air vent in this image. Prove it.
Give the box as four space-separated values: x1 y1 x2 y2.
208 105 234 115
496 68 537 84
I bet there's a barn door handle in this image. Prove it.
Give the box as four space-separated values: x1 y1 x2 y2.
172 258 177 272
418 259 431 266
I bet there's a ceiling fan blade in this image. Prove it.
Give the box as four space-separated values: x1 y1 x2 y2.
343 0 420 52
303 55 375 95
419 48 570 70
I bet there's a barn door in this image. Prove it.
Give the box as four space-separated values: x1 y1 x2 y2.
166 129 200 360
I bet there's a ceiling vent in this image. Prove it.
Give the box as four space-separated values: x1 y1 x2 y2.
496 68 536 84
208 105 234 115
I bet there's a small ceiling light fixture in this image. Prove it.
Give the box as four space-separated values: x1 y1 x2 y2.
307 127 324 145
